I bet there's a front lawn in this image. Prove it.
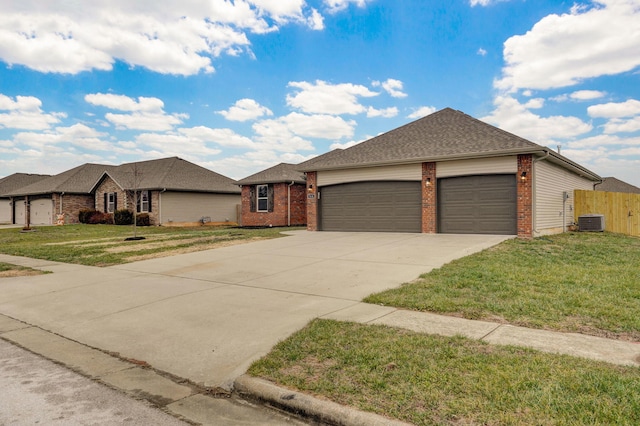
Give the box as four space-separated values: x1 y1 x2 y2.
0 262 47 277
249 320 640 426
0 224 296 266
365 232 640 341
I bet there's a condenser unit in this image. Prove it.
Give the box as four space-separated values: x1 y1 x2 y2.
578 214 605 232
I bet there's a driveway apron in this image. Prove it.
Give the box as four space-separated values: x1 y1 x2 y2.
0 231 510 388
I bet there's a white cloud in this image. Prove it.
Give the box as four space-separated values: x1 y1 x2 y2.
0 94 66 130
324 0 370 13
481 96 592 144
366 106 398 118
477 47 487 56
602 116 640 134
85 93 188 131
570 90 607 100
566 134 640 149
255 112 355 141
330 140 362 150
588 99 640 118
217 98 273 122
496 0 640 92
133 132 222 157
372 78 408 98
286 80 378 115
408 106 436 119
0 1 324 75
8 123 112 151
178 126 257 149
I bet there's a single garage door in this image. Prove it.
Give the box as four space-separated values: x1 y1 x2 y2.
30 198 53 225
438 174 516 235
0 199 11 224
320 181 421 232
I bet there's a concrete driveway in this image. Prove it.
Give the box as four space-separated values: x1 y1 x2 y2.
0 231 510 388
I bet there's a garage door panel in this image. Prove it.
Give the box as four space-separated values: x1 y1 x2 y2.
438 175 516 235
320 181 421 232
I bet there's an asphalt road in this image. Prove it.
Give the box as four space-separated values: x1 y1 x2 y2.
0 338 188 425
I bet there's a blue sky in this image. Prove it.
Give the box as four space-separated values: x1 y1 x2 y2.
1 0 639 186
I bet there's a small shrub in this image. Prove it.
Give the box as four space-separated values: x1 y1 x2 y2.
87 212 113 225
78 209 97 224
114 209 133 225
136 213 151 226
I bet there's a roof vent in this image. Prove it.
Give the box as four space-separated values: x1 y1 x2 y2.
578 214 605 232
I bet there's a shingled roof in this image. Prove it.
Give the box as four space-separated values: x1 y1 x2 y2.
595 177 640 194
0 173 51 197
297 108 596 179
6 157 239 196
236 163 306 186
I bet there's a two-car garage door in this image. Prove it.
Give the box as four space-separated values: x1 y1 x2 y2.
318 175 516 235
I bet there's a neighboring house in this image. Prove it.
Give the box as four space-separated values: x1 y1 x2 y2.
0 173 51 224
237 163 307 227
595 177 640 194
5 157 240 226
297 108 602 238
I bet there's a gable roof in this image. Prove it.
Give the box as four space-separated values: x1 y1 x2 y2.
236 163 306 186
6 157 239 196
0 173 51 197
297 108 600 181
103 157 240 194
595 177 640 194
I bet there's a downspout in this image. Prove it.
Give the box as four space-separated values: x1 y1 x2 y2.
287 181 294 226
532 150 551 235
159 188 167 225
59 192 65 215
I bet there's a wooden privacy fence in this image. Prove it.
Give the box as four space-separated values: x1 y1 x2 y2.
574 190 640 237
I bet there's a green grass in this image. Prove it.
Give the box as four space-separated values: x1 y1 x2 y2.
0 262 47 275
249 319 640 426
365 232 640 340
0 224 297 266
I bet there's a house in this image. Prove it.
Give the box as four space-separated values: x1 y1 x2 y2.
0 173 51 224
595 177 640 194
5 157 240 226
236 163 307 227
297 108 602 238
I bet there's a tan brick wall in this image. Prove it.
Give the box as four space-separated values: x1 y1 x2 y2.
421 162 437 233
306 172 318 231
241 183 306 227
517 154 533 238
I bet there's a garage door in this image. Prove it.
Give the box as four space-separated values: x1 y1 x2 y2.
438 175 516 235
319 181 421 232
0 199 11 223
30 198 53 225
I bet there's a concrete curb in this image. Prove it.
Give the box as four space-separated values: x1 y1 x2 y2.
234 375 412 426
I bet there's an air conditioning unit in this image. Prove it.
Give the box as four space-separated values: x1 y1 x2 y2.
578 214 605 232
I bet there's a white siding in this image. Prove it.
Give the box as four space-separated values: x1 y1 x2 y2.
161 192 240 224
535 160 594 235
436 156 517 178
0 199 10 223
317 164 421 186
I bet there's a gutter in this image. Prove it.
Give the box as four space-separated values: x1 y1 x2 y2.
287 181 295 226
159 188 167 224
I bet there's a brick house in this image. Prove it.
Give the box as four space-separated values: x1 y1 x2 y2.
4 157 240 226
297 108 602 238
237 163 306 227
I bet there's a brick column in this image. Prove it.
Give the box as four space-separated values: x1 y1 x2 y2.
517 154 533 238
421 162 437 233
306 172 318 231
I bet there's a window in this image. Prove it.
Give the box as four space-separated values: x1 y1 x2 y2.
106 192 116 213
137 190 150 213
257 184 268 212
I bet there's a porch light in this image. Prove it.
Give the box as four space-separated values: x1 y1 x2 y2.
520 171 527 181
425 178 431 187
308 184 313 192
